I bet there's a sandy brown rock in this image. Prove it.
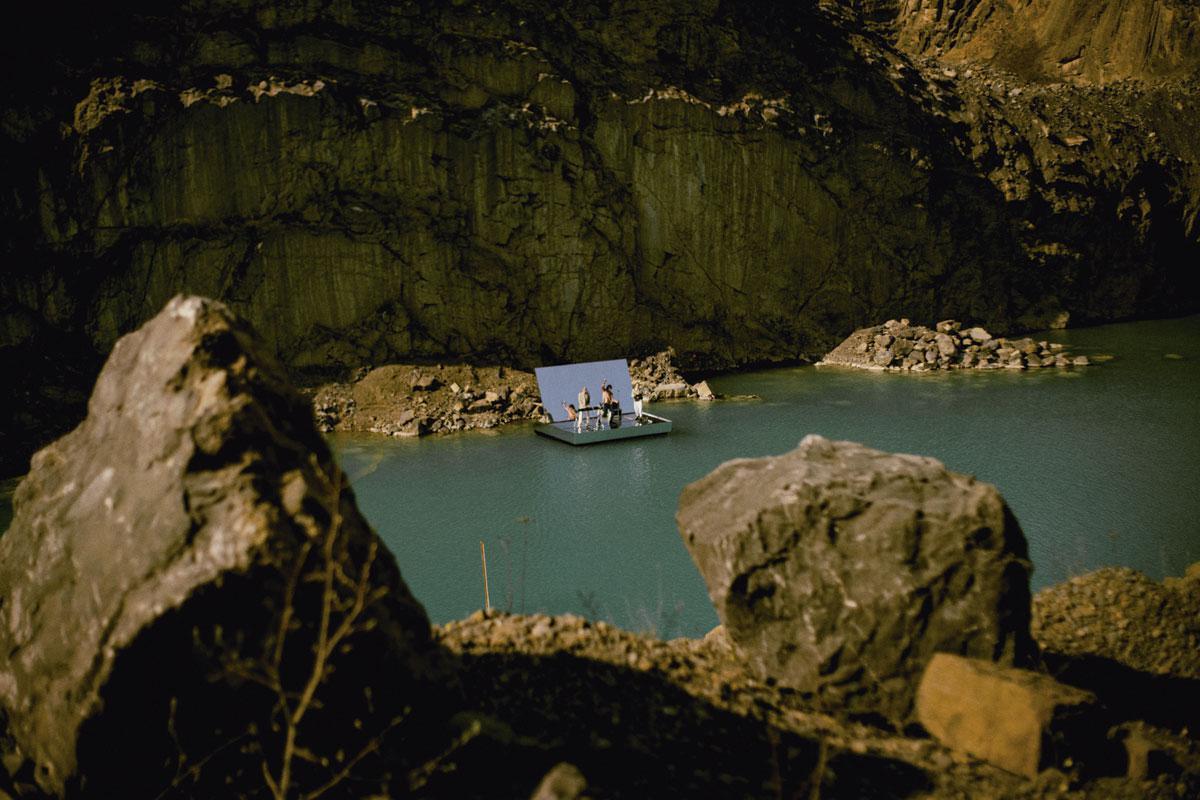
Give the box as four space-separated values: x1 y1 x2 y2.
882 0 1200 84
916 653 1105 779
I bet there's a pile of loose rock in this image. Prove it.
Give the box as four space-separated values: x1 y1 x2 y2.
311 363 544 437
1033 565 1200 680
630 348 713 401
310 350 715 438
821 318 1090 371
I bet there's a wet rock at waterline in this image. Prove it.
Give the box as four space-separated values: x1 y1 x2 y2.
821 319 1084 372
0 296 440 796
676 435 1035 725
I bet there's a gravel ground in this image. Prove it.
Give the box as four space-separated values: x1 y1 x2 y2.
430 563 1200 799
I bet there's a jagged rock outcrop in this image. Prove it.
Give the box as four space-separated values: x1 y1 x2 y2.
1 0 1197 475
0 296 441 796
877 0 1200 84
676 434 1036 726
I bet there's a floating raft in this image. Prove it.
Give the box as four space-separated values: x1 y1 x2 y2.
534 412 672 445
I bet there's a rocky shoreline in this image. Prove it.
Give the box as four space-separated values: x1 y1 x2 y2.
821 319 1094 372
308 349 714 438
436 560 1200 798
0 298 1195 799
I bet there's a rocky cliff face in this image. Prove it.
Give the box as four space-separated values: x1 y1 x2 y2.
2 0 1198 473
880 0 1200 84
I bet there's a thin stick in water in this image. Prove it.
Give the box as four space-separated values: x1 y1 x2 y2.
480 540 491 613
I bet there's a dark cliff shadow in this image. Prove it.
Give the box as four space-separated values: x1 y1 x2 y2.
1042 650 1200 734
428 646 933 799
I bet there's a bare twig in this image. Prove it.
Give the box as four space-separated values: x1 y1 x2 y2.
254 460 390 799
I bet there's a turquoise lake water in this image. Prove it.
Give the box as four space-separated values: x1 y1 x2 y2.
334 316 1200 639
1 317 1196 639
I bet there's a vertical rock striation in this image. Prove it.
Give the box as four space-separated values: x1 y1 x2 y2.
1 0 1197 473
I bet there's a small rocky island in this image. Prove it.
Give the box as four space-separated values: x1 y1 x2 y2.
0 297 1195 799
822 319 1092 372
309 349 711 438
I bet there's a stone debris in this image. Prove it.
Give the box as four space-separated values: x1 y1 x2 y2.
438 599 1200 798
1033 566 1200 681
629 348 707 402
311 349 719 438
676 434 1035 726
820 318 1088 372
916 653 1105 779
436 612 987 798
311 363 543 437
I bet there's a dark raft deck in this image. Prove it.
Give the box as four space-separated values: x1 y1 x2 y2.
534 413 672 445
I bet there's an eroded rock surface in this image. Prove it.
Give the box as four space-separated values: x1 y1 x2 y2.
880 0 1200 84
0 296 439 796
676 434 1035 725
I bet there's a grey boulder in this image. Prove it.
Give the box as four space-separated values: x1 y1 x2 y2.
0 296 440 796
676 435 1035 725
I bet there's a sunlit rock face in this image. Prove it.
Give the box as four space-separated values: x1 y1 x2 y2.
881 0 1200 84
677 435 1036 727
1 0 1198 470
0 296 440 796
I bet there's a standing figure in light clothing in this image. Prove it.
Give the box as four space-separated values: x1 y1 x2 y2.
632 392 644 422
576 386 590 432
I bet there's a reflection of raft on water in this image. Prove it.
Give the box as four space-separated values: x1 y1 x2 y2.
534 412 672 445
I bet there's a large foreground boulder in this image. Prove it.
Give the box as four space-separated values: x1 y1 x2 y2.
677 435 1035 725
0 296 440 796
